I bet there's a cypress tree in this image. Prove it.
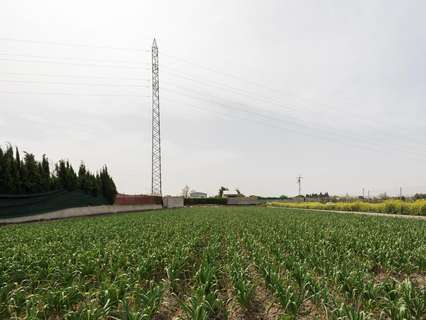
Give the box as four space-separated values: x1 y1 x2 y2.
56 160 67 190
40 155 50 192
3 146 15 194
15 147 22 193
0 145 117 200
78 163 88 193
23 152 41 193
0 147 5 193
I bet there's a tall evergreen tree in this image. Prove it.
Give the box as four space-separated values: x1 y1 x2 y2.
0 145 117 202
2 146 15 194
0 147 7 194
23 152 42 193
99 166 117 204
40 155 50 191
78 163 88 193
15 147 22 193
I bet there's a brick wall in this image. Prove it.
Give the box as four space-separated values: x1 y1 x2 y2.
114 194 163 206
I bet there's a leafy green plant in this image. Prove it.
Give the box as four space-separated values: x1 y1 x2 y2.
0 207 424 318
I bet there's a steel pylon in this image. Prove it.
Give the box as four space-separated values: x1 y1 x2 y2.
151 38 162 196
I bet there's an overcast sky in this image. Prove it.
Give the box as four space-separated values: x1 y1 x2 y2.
1 0 426 197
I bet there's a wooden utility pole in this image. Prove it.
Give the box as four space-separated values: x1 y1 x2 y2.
297 175 303 196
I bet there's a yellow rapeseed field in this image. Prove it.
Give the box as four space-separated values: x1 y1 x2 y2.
270 199 426 215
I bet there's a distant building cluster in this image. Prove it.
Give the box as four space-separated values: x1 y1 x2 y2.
190 191 207 198
223 192 241 198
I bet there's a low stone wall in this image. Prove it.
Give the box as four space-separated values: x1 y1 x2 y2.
163 196 184 208
0 204 162 225
227 197 264 205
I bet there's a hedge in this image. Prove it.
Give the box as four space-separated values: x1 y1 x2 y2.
184 198 227 206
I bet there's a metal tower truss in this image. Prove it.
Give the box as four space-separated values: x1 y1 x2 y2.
151 38 162 196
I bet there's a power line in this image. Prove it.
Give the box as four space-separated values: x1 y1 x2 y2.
2 37 425 162
0 91 149 98
367 184 426 194
0 37 420 146
3 40 422 150
163 83 426 158
0 79 149 88
162 52 426 147
161 71 426 157
0 52 148 65
0 37 149 52
162 85 426 161
162 67 383 138
0 71 149 82
162 95 282 126
162 96 242 120
162 51 268 89
162 65 282 104
0 57 150 70
160 65 424 156
9 52 420 156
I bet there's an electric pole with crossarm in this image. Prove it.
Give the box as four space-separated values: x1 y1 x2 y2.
297 175 303 196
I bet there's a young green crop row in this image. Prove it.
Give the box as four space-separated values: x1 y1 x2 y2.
270 199 426 215
0 207 425 319
241 214 426 319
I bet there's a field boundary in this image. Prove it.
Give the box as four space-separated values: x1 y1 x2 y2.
0 204 162 225
269 205 426 221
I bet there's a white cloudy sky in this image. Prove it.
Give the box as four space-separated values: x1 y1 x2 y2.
1 0 426 197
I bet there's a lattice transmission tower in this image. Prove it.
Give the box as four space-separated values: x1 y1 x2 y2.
151 38 162 196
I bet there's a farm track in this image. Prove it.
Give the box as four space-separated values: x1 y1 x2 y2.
0 207 425 319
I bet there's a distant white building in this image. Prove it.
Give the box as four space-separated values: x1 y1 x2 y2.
190 191 207 198
223 193 240 198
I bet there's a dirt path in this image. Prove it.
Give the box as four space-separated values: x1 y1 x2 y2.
269 206 426 221
0 204 162 225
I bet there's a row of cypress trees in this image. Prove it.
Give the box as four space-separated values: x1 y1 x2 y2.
0 145 117 203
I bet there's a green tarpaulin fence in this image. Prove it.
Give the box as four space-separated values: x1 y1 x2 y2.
0 191 108 219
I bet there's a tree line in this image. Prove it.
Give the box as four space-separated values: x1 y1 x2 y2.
0 145 117 203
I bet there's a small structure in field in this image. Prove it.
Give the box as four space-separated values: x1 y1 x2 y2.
163 196 184 208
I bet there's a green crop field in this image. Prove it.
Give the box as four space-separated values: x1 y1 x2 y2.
0 207 425 319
